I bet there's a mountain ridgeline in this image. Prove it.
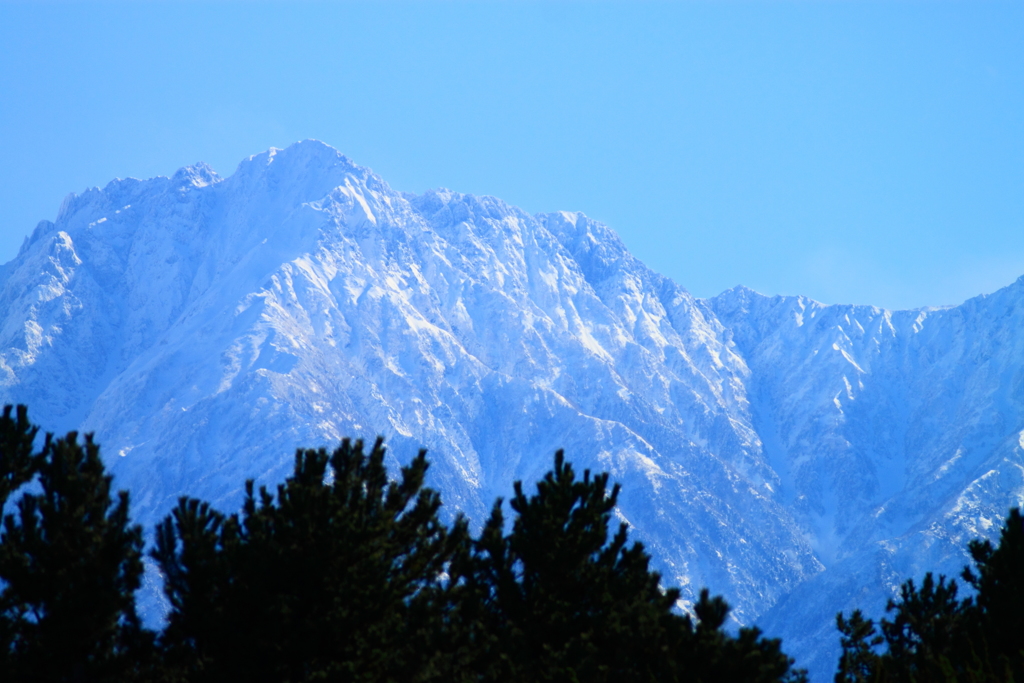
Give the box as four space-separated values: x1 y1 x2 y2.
2 141 1023 679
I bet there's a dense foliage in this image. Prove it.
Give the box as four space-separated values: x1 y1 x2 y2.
0 405 154 682
152 439 460 682
441 452 803 683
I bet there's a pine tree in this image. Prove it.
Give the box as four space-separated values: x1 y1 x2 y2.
0 405 37 506
0 406 150 682
963 507 1024 680
0 404 39 676
450 450 805 683
835 609 885 683
453 450 680 682
679 588 807 683
835 507 1024 683
153 437 463 683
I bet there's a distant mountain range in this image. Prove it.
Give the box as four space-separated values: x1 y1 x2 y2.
3 141 1022 680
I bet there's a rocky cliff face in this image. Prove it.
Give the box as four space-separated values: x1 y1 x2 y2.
2 140 1021 680
708 283 1024 675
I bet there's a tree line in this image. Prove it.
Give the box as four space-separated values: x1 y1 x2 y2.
0 404 1021 682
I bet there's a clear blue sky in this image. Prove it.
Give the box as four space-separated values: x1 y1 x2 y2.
1 1 1022 310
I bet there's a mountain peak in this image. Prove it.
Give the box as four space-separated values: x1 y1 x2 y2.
171 162 221 189
4 145 1024 682
238 139 357 175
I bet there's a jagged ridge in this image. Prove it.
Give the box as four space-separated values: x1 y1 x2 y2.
2 140 1022 680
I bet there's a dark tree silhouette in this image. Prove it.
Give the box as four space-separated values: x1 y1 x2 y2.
153 437 463 683
2 404 807 683
836 507 1024 683
964 507 1024 680
0 405 150 683
447 450 806 683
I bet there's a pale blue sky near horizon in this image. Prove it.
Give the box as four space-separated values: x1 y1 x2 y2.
1 1 1021 310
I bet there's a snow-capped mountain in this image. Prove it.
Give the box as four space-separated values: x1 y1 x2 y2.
708 283 1024 674
2 141 1021 679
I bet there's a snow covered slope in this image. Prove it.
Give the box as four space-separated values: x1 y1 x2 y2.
2 141 1021 679
708 285 1024 676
